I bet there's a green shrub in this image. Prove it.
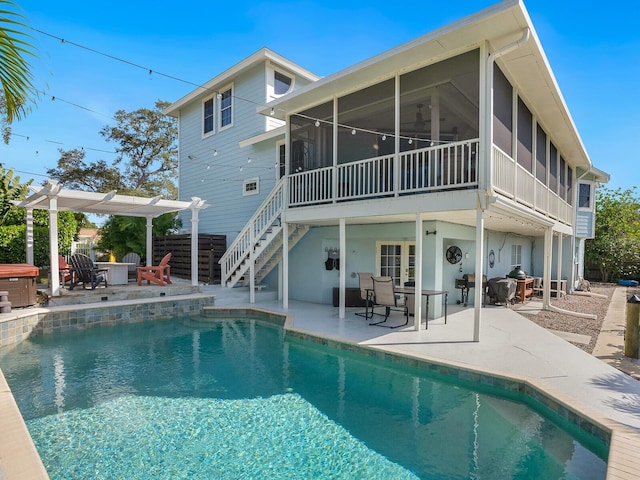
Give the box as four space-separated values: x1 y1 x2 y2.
0 211 77 266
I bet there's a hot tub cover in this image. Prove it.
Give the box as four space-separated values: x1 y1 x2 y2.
0 264 39 277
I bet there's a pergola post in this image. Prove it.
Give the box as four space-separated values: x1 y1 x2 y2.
49 196 60 297
26 208 34 265
145 216 154 266
190 209 199 287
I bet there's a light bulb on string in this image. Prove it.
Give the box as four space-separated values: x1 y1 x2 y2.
408 138 413 145
382 135 387 141
351 129 356 135
270 107 275 116
213 149 218 157
315 120 320 127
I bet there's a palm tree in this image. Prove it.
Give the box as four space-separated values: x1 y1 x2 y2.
0 0 35 123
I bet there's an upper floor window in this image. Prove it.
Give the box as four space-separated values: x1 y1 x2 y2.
578 183 592 209
203 97 214 135
219 85 233 130
274 71 293 95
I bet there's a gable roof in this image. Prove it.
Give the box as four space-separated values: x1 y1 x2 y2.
259 0 595 172
164 48 320 117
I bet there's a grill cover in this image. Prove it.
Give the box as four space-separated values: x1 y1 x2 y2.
487 277 516 304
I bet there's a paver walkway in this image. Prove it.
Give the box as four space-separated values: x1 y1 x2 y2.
593 287 640 380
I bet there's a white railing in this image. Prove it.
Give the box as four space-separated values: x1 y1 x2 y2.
288 166 333 205
337 154 395 199
399 140 478 193
548 193 559 220
220 178 285 286
492 145 515 198
492 145 574 226
288 139 480 206
516 164 534 207
535 179 548 213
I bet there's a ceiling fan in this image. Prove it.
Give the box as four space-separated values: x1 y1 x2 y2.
401 103 445 131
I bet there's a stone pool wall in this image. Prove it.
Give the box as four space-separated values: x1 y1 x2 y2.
0 294 215 348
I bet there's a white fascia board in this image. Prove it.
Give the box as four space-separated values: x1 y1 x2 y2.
165 48 320 117
238 126 286 148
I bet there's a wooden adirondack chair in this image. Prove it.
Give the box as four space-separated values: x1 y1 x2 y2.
137 253 172 286
69 254 108 290
122 252 141 281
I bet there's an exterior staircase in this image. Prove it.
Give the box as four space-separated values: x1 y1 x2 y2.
219 178 309 288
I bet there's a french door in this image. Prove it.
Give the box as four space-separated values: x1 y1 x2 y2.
376 241 415 286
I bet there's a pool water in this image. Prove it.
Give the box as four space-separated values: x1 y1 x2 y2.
0 318 608 479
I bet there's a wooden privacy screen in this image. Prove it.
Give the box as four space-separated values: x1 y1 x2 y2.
152 234 226 284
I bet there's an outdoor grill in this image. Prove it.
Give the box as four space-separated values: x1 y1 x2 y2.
455 273 487 307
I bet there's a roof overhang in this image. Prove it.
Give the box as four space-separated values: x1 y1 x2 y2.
239 126 286 148
260 0 597 173
165 48 321 117
13 181 208 217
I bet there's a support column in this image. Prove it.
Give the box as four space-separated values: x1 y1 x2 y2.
543 227 553 309
556 232 563 294
282 221 289 309
49 197 60 297
473 206 485 342
190 207 200 287
414 213 423 331
339 218 346 319
26 208 34 265
249 218 255 304
145 216 153 266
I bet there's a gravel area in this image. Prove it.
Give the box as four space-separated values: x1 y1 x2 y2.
518 282 617 354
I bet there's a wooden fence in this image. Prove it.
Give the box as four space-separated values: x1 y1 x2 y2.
152 234 227 284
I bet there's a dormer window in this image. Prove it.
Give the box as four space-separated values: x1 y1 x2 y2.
274 71 293 95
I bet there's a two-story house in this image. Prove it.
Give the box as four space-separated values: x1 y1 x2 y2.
169 0 608 339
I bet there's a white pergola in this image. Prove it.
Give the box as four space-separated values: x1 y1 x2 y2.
13 180 208 296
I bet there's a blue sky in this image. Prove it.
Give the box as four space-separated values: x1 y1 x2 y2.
3 0 639 192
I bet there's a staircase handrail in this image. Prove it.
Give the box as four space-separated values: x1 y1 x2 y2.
220 177 285 284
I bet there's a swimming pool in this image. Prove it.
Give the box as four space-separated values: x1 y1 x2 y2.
0 316 608 479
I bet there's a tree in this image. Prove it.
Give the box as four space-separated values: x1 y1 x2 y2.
585 187 640 282
0 163 31 225
47 100 178 199
96 214 181 262
102 100 178 199
0 166 77 265
47 148 123 192
0 1 36 127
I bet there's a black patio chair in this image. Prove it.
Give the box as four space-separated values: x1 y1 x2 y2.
69 254 108 290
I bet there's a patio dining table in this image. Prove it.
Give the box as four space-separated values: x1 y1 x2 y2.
364 286 448 329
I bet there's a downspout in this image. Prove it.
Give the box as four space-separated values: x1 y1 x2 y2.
485 28 530 197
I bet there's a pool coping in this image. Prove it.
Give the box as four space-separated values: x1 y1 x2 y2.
1 302 639 479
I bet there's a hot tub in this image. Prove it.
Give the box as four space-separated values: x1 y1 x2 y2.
0 264 39 307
